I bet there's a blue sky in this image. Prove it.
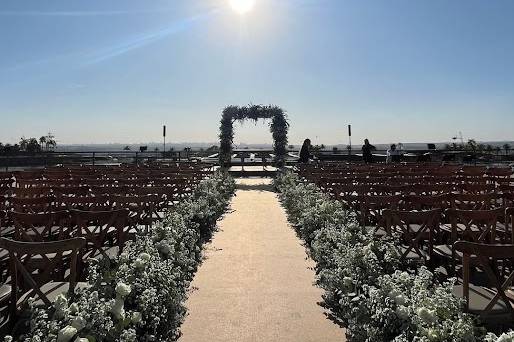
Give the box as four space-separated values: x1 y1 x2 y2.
1 0 513 146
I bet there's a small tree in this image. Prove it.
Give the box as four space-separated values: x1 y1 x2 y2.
466 139 477 152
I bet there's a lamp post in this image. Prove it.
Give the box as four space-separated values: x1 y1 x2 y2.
348 124 352 155
163 125 166 160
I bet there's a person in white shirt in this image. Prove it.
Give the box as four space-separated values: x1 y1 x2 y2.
386 144 401 163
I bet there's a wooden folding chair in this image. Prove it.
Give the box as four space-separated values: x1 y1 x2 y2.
453 241 514 325
12 211 71 242
71 209 129 262
109 194 159 229
434 208 503 272
0 237 85 328
360 195 402 234
383 209 441 262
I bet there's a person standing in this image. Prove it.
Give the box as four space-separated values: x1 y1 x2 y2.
386 144 401 163
362 139 375 163
299 138 312 163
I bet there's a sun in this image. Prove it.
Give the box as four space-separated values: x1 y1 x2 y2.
229 0 256 14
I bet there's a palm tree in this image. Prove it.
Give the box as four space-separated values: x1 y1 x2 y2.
503 143 511 156
39 136 47 151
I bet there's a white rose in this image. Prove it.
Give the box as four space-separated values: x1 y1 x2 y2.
74 338 90 342
57 325 78 342
395 305 409 320
54 294 68 310
427 328 440 341
157 240 172 255
394 294 407 306
115 283 132 298
417 307 437 325
131 311 142 324
139 252 151 261
134 258 146 269
71 316 87 331
110 298 125 321
343 277 353 287
69 303 79 314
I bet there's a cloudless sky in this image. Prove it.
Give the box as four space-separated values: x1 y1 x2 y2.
1 0 513 146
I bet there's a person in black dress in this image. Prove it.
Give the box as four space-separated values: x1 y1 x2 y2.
299 139 311 163
362 139 375 163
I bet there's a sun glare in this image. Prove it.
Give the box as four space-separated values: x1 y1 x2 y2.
229 0 256 14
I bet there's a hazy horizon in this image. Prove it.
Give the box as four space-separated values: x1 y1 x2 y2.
1 0 514 145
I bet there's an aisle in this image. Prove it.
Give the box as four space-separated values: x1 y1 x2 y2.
179 178 345 342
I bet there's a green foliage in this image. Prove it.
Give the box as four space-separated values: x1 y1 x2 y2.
219 105 289 167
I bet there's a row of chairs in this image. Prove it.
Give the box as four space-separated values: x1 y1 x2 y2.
0 164 210 333
298 163 514 327
336 193 513 227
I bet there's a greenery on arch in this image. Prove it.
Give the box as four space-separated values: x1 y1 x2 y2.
219 105 289 167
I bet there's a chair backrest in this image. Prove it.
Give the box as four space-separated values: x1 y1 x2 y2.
10 196 55 213
52 186 92 197
12 211 71 242
454 241 514 318
450 193 501 210
12 187 52 199
57 195 110 211
0 237 85 313
383 209 441 261
402 194 449 211
71 209 129 256
360 195 402 227
446 208 503 244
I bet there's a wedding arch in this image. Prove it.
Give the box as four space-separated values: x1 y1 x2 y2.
219 105 289 167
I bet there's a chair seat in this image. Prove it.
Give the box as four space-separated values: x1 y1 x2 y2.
17 281 88 308
433 244 464 260
83 245 120 261
453 284 512 316
0 284 11 303
0 248 8 261
441 223 482 234
0 226 15 237
399 245 428 260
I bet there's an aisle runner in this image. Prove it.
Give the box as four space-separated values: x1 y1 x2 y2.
179 178 345 342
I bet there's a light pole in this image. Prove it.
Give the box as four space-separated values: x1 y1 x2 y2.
163 125 166 160
348 124 352 155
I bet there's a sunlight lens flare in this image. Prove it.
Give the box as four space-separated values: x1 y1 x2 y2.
229 0 255 14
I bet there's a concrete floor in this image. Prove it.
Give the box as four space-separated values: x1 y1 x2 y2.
179 178 345 342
